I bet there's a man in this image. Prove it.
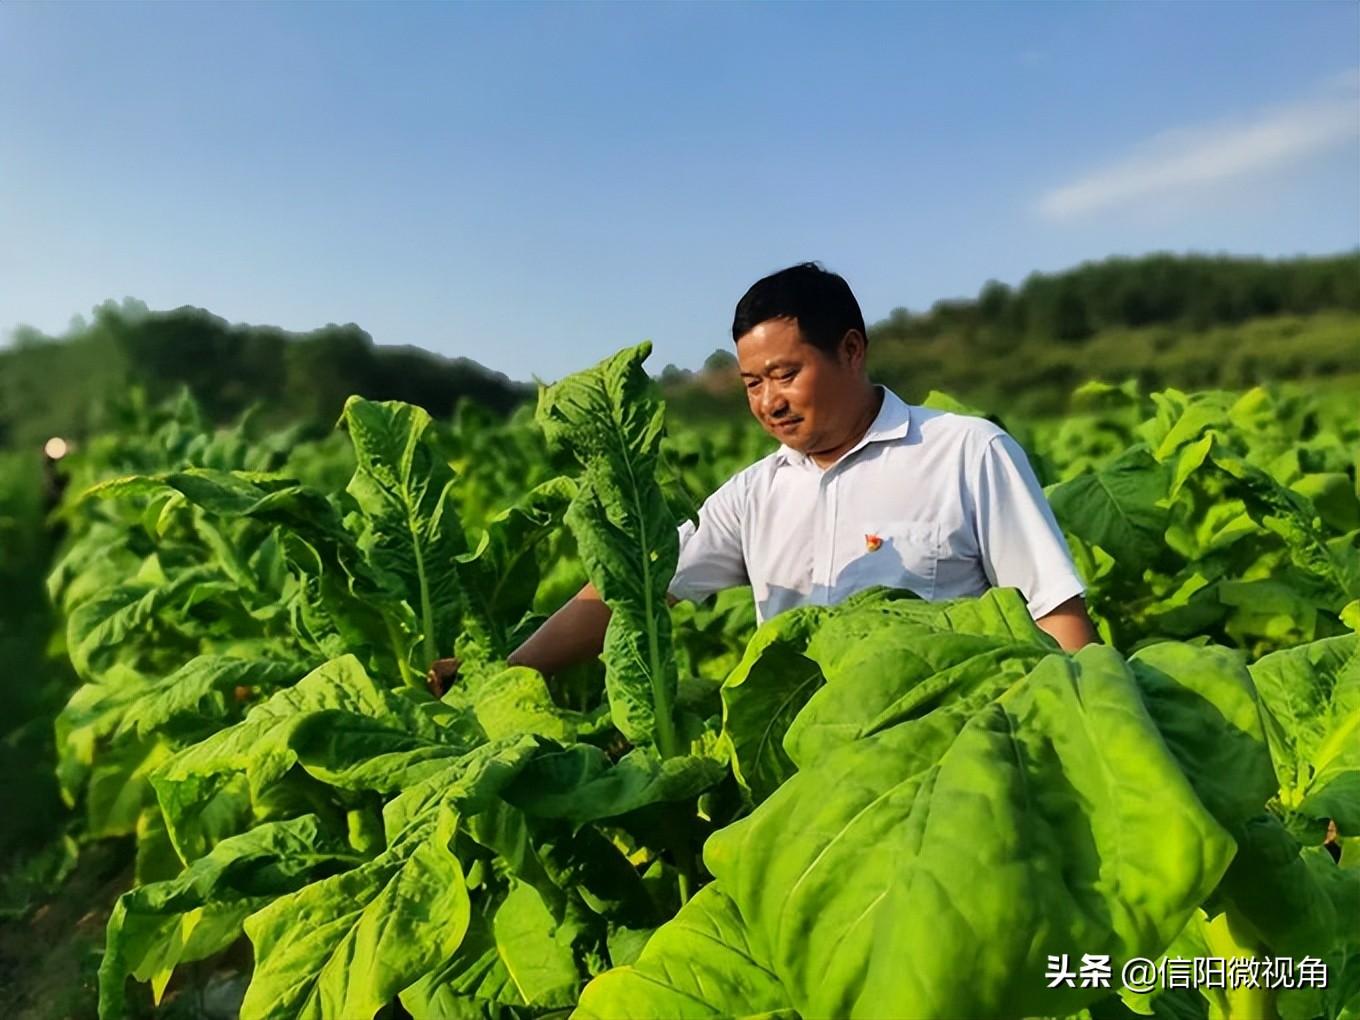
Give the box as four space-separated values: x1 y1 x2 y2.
429 262 1095 692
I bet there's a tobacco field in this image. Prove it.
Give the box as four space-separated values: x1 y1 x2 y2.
5 342 1359 1019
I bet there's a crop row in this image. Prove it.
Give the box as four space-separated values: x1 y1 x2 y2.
39 345 1360 1019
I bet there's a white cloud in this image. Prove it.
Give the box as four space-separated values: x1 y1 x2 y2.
1325 66 1360 93
1036 70 1360 221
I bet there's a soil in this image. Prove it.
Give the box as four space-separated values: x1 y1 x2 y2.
0 840 132 1019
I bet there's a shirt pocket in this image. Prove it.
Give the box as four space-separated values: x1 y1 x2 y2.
840 519 943 602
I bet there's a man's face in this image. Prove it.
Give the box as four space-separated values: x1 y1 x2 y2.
736 317 868 456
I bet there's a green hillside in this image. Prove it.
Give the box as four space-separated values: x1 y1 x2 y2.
0 300 530 451
663 251 1360 421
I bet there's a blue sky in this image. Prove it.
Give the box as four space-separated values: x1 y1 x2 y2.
2 1 1356 381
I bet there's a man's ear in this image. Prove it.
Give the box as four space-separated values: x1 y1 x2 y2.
839 329 868 369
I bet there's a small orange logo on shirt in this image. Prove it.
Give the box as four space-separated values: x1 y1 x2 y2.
865 533 883 552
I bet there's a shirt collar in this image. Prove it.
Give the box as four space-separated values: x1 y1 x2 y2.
775 385 912 467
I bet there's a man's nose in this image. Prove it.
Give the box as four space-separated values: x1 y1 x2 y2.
760 388 787 419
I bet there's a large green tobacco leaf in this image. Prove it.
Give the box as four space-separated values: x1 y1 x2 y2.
824 582 1052 637
368 735 672 940
459 779 664 944
1205 819 1360 1020
467 666 605 744
84 737 173 838
189 511 291 620
99 815 357 1019
1137 388 1237 463
462 797 658 944
288 711 479 794
1158 428 1360 617
398 896 521 1019
1116 908 1247 1020
1211 445 1360 605
241 738 548 1020
671 585 758 683
724 646 1271 1018
241 803 470 1020
378 735 546 840
1249 633 1360 835
341 397 469 673
47 520 142 613
281 531 411 677
528 822 657 928
492 881 593 1008
1046 446 1171 566
575 884 793 1020
402 881 615 1019
590 639 1274 1019
84 465 417 678
59 656 304 754
783 590 1057 768
134 806 183 886
83 469 341 538
111 656 305 741
152 655 439 862
1292 847 1360 1020
65 565 233 680
503 744 726 826
721 588 1055 805
1211 815 1342 957
56 656 305 810
536 342 681 756
720 607 828 803
1294 471 1360 534
1124 642 1277 831
454 476 577 670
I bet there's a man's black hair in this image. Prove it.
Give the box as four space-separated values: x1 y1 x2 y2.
731 262 868 356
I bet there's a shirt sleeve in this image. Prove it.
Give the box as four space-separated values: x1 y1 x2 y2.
668 471 749 604
971 432 1086 619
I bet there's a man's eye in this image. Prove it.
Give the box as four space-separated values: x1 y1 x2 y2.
744 380 760 390
778 371 797 382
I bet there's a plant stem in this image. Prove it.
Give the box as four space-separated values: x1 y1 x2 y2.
386 616 419 688
1203 911 1281 1020
661 810 696 906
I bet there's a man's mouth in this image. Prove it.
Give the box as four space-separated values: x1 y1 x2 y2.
770 418 802 434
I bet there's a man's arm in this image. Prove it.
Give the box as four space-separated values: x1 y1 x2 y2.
505 581 612 676
970 432 1098 652
428 582 643 695
1035 594 1099 651
506 582 684 675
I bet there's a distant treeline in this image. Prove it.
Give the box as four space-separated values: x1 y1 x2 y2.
0 301 530 450
664 251 1360 420
875 250 1360 346
5 252 1358 448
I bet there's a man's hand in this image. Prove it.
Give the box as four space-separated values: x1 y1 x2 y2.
426 656 461 698
1035 595 1099 651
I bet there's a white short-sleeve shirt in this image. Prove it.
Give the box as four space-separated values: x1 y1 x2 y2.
667 386 1085 625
